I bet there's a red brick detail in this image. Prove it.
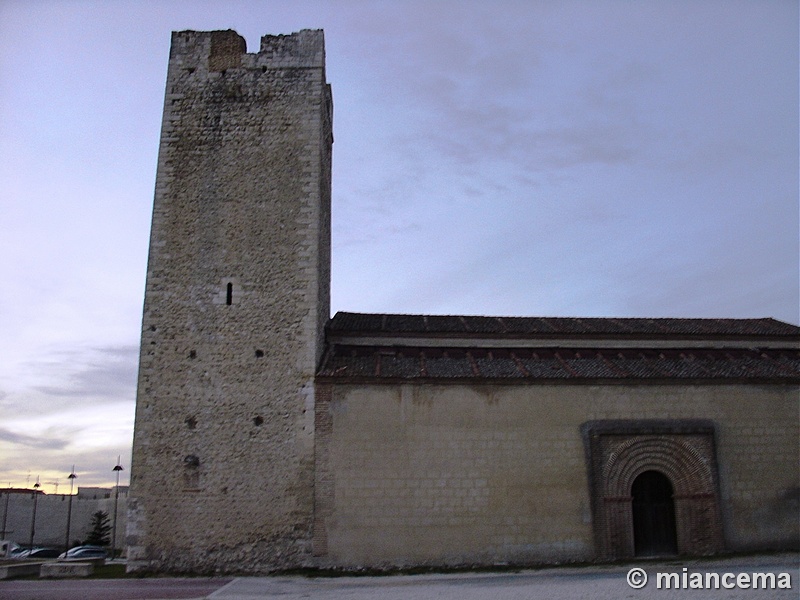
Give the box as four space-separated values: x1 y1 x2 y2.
312 383 333 557
209 30 246 72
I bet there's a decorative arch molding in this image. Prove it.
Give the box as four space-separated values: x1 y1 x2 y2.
602 436 714 498
582 420 724 560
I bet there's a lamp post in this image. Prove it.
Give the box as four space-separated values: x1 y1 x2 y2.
64 467 77 554
28 477 40 551
111 458 124 560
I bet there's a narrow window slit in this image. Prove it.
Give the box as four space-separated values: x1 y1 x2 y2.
226 282 233 305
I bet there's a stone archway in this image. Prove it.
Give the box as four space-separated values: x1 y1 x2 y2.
582 420 724 560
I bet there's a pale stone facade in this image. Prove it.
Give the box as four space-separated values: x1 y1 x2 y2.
311 314 799 567
128 29 799 574
314 382 797 567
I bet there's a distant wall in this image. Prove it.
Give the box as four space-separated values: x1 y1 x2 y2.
314 382 799 567
1 489 128 551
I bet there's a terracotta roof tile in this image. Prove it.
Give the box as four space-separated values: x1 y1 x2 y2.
320 313 799 382
328 312 800 338
318 346 800 382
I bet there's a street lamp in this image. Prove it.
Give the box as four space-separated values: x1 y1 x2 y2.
111 458 124 560
64 467 77 554
28 477 40 551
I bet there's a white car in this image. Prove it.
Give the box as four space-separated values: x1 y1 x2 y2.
58 545 108 560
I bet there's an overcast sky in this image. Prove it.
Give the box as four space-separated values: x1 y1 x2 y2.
1 0 797 491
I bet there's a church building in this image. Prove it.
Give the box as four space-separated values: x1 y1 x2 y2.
127 29 799 574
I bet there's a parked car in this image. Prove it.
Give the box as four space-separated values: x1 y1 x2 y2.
58 545 108 560
15 546 62 559
31 546 63 558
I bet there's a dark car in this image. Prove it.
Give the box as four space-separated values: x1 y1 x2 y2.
17 546 62 559
58 545 108 560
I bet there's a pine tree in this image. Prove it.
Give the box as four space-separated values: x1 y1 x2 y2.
85 510 111 546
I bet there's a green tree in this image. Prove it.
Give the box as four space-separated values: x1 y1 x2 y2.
85 511 111 546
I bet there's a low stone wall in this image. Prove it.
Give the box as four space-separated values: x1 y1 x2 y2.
41 561 94 578
0 562 43 580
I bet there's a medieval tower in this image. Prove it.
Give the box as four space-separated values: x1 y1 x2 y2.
127 29 332 573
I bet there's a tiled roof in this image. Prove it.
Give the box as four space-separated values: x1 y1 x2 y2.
319 312 800 382
328 312 800 339
317 346 800 382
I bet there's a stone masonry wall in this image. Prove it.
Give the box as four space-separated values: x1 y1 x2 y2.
316 382 798 567
127 30 331 574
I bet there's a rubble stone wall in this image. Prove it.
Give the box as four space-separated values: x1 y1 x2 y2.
127 29 331 574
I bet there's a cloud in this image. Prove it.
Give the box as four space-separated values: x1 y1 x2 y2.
32 345 139 400
330 2 797 324
0 427 69 451
0 400 134 489
0 343 139 452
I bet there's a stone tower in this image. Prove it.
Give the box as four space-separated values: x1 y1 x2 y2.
127 29 332 573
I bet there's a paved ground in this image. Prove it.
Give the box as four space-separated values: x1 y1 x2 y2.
0 553 796 600
0 577 231 600
209 554 799 600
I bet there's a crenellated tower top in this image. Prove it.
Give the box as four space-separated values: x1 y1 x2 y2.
168 29 325 72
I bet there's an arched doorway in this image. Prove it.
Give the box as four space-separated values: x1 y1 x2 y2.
632 470 677 556
583 422 724 559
